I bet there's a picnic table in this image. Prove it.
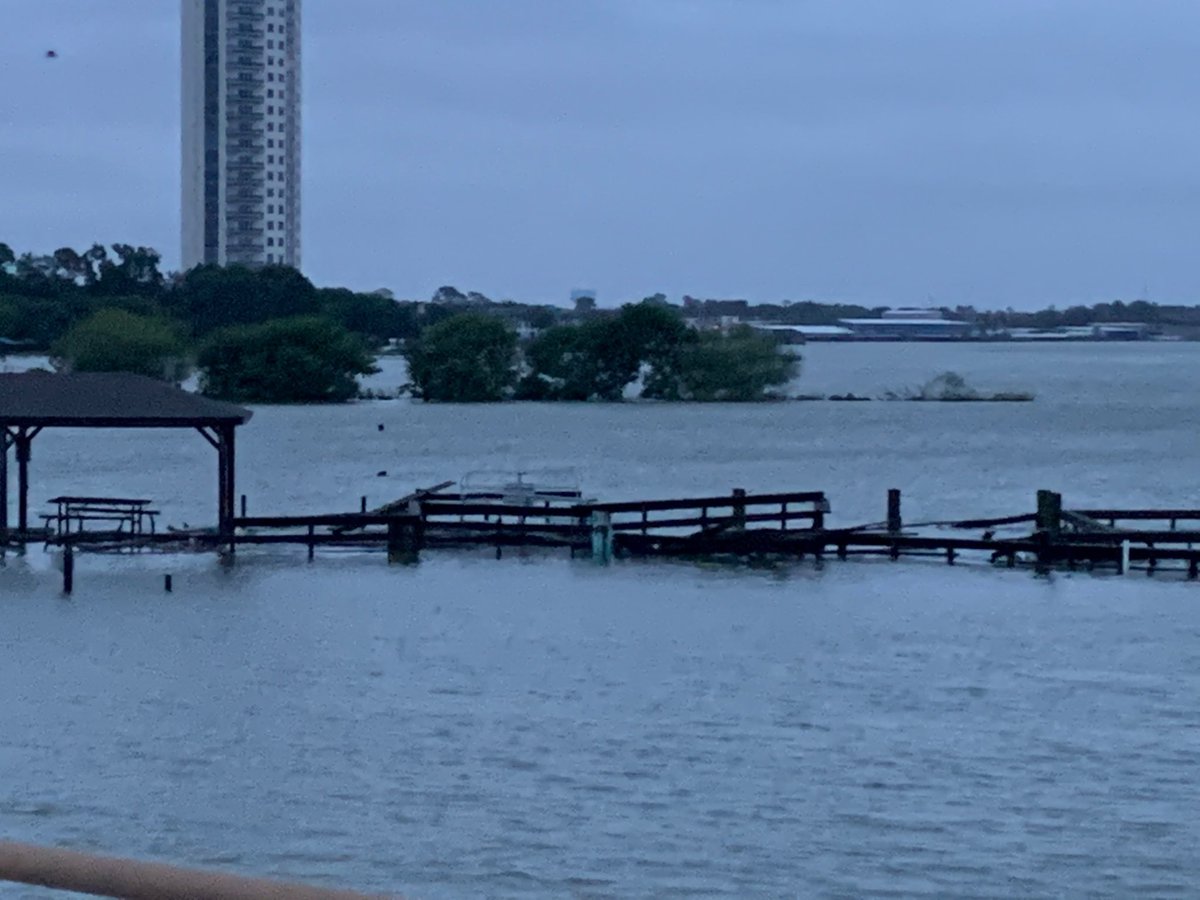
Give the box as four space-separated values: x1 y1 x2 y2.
42 496 159 538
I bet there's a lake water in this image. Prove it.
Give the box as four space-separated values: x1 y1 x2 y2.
3 343 1200 897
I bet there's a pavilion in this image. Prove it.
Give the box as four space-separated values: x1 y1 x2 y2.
0 372 252 542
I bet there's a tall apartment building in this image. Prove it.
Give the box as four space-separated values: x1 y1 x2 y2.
181 0 301 270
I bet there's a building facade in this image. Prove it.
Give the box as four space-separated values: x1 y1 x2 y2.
181 0 301 270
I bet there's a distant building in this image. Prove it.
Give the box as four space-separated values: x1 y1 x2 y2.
839 308 972 340
182 0 302 270
880 307 946 320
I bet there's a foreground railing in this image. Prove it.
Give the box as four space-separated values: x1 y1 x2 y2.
0 841 389 899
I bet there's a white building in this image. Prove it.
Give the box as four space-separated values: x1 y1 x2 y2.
181 0 301 270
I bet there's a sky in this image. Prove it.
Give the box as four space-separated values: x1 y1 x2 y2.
2 1 1199 308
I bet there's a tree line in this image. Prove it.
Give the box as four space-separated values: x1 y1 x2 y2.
0 241 420 401
406 302 798 403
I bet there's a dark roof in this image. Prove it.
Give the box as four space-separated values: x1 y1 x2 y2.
0 372 252 428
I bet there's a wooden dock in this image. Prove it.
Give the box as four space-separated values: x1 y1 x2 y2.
14 485 1200 592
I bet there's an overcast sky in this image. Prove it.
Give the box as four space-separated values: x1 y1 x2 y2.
2 1 1199 308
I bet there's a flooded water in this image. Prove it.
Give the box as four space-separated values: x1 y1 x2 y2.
3 343 1200 897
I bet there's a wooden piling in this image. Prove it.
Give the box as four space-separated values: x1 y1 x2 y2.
62 544 73 595
387 516 421 565
1036 490 1062 536
164 574 172 593
732 488 747 530
887 489 902 535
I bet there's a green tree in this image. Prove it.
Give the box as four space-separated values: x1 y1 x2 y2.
53 309 184 379
0 243 14 268
173 264 320 335
520 301 692 401
198 316 378 403
405 312 517 402
91 244 164 296
316 287 417 344
671 326 798 401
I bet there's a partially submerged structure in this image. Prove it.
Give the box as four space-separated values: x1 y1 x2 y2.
0 372 251 542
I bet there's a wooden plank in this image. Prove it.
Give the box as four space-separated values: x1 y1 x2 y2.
590 490 826 514
1075 509 1200 521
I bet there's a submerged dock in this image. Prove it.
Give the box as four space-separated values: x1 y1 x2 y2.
12 484 1200 592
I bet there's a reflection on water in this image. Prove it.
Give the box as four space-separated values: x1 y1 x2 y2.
4 343 1200 897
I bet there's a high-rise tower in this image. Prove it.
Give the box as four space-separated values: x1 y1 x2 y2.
181 0 301 270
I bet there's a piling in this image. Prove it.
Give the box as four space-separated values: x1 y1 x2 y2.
590 511 613 563
1036 490 1062 536
240 494 247 517
164 574 172 593
887 489 902 535
62 544 73 595
386 502 423 565
732 488 747 530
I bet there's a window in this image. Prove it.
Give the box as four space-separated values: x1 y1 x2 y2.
268 171 274 180
268 23 275 32
268 39 275 49
268 222 275 231
267 122 274 131
267 106 274 114
268 72 274 82
268 188 275 196
267 89 274 98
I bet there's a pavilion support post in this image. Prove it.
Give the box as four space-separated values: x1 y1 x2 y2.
217 424 237 543
0 426 10 543
14 427 37 536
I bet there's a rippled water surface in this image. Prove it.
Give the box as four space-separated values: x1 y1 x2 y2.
3 344 1200 897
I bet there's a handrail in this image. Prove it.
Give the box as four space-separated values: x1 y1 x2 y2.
0 840 391 899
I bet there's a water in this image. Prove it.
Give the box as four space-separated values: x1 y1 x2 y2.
4 343 1200 897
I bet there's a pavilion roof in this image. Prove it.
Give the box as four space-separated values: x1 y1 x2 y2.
0 372 252 428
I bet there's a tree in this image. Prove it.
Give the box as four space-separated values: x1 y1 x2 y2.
172 264 319 335
405 312 517 402
198 317 378 403
53 309 184 379
0 243 14 268
670 326 798 401
520 301 692 401
316 287 417 344
91 244 164 296
431 285 466 304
